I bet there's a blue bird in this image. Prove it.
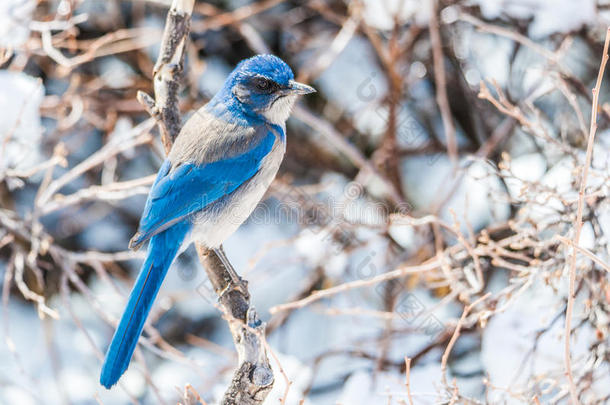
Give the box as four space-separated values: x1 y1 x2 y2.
100 54 315 389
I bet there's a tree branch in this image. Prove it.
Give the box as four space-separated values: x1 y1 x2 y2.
196 245 274 404
138 0 193 154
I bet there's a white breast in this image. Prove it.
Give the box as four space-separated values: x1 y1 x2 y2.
189 134 285 248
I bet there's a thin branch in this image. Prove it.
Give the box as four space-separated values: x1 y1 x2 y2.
564 26 610 405
459 13 559 63
36 119 154 207
40 175 155 215
270 260 439 313
441 293 489 386
297 3 362 83
41 27 162 69
556 236 610 273
404 357 414 405
430 0 457 163
192 0 284 32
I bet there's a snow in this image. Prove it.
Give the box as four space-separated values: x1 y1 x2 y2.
99 58 136 89
1 387 37 405
472 0 597 38
401 156 510 232
0 0 33 48
509 153 547 183
316 35 387 133
264 353 315 405
599 200 610 257
337 364 444 405
361 0 432 30
464 30 514 89
3 0 609 403
59 368 98 402
387 220 417 249
481 279 610 403
198 56 233 98
0 71 44 171
503 153 547 199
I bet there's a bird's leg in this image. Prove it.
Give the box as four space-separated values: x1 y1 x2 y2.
213 245 249 298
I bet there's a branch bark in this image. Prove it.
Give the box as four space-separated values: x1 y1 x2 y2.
138 1 274 403
196 245 274 404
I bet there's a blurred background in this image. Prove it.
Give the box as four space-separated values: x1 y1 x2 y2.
1 0 610 404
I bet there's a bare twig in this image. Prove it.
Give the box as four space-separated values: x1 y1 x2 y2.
404 357 414 405
40 175 155 215
41 27 162 69
270 260 440 313
430 0 457 163
192 0 284 32
459 13 559 63
36 119 154 207
564 26 610 405
264 340 292 405
441 293 489 386
557 235 610 273
298 3 362 83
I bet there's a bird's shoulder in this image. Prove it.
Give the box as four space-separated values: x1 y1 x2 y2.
168 107 280 165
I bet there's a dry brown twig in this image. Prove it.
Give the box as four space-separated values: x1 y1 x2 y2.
270 259 440 314
459 12 561 64
404 357 414 405
429 0 457 164
441 293 490 386
191 0 284 32
41 27 162 70
263 339 292 405
556 236 610 274
564 26 610 405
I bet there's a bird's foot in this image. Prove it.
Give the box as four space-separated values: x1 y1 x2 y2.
218 275 249 300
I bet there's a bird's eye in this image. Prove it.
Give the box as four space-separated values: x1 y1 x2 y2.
254 77 272 91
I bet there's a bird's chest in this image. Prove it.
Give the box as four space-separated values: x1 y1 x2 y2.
190 138 285 248
228 138 285 215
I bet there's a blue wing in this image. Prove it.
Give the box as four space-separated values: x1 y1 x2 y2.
129 128 276 249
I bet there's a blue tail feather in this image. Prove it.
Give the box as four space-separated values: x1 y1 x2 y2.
100 221 190 389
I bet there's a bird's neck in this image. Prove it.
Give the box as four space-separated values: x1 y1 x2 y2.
205 95 286 143
205 87 263 126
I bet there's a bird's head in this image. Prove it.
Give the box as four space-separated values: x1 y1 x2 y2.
210 55 315 124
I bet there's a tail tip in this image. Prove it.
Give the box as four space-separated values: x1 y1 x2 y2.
100 358 126 389
99 371 118 389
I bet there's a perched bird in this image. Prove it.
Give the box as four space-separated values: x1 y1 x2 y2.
100 54 315 388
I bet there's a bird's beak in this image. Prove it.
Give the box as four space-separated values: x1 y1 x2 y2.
288 80 316 95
